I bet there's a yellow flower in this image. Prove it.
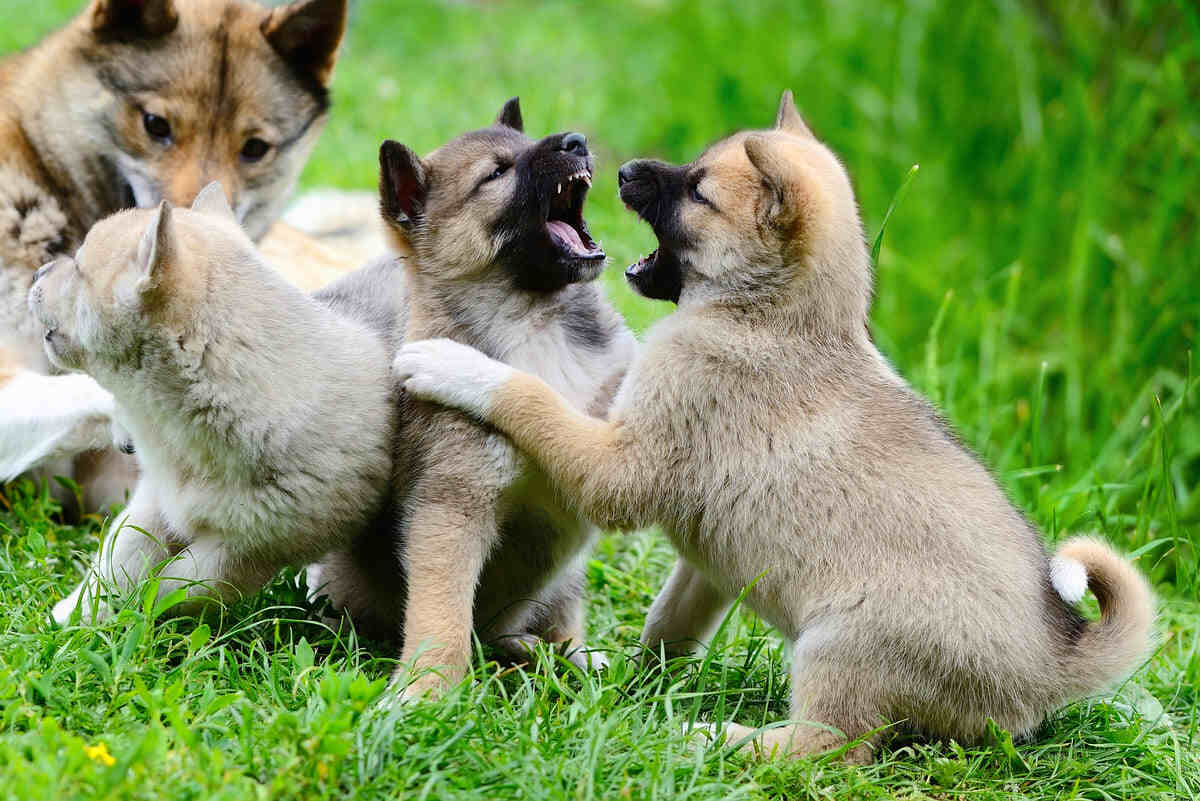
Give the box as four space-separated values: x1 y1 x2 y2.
84 742 116 767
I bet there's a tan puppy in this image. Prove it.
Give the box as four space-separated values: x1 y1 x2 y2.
394 92 1155 761
309 100 635 698
28 185 395 624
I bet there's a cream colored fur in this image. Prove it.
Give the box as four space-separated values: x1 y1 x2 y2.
29 184 394 624
395 91 1155 762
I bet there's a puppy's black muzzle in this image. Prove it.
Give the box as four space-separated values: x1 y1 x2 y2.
619 159 687 303
618 159 674 224
625 254 681 303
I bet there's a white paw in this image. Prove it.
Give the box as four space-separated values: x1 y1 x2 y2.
53 582 112 625
682 720 724 745
51 595 77 626
303 563 325 605
564 645 611 672
393 338 515 419
0 372 116 480
110 420 135 455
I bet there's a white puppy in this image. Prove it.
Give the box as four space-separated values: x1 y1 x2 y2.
28 184 396 623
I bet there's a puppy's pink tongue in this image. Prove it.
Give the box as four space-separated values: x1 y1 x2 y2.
547 220 585 253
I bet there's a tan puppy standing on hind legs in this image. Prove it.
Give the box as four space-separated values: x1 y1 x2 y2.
395 91 1155 761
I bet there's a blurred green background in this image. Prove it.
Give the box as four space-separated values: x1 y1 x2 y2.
305 0 1199 587
1 2 1197 798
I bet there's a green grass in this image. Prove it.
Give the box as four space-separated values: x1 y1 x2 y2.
2 0 1199 798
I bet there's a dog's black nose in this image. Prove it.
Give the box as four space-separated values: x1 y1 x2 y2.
561 132 588 156
33 261 54 283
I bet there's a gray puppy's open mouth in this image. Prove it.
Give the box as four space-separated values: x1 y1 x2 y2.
545 169 604 262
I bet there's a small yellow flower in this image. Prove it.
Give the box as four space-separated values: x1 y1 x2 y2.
316 760 329 780
84 742 116 767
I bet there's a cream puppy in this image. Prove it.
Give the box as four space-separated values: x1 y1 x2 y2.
29 184 396 623
394 92 1155 762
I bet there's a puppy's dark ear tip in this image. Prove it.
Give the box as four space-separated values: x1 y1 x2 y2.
379 139 402 163
496 97 524 132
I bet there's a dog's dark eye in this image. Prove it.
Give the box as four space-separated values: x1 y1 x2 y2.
486 163 510 182
142 112 171 143
240 138 271 163
690 183 710 206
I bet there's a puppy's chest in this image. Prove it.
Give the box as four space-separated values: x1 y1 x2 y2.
503 329 612 413
488 328 614 500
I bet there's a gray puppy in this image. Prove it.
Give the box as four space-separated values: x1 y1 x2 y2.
309 99 636 698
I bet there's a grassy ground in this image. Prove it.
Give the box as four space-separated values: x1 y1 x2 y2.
2 0 1199 798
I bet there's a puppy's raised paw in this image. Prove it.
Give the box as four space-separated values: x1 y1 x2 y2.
394 338 515 418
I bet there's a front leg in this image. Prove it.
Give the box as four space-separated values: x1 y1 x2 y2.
395 339 651 530
398 480 500 700
641 558 733 658
150 537 279 616
53 486 166 624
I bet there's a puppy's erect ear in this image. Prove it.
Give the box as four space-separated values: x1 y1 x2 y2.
190 182 236 222
495 97 524 132
135 201 174 293
774 90 814 138
379 140 428 234
744 134 803 231
262 0 348 86
91 0 179 38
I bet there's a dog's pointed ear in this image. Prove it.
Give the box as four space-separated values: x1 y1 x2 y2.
91 0 179 38
495 97 524 132
774 90 814 138
261 0 348 86
745 134 802 230
379 140 428 235
135 201 174 292
191 182 236 222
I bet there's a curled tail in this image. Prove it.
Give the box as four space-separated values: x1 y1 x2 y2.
1050 536 1155 696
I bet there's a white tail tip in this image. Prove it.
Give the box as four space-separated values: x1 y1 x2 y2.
1050 555 1089 604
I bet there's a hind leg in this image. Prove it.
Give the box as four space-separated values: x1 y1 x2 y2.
641 558 732 658
533 561 609 671
306 537 406 642
704 635 882 764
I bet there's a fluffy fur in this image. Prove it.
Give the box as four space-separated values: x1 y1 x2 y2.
310 100 635 697
395 91 1155 761
29 184 395 624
